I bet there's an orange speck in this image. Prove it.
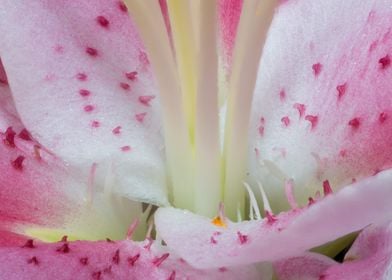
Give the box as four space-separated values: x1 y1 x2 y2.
211 216 226 228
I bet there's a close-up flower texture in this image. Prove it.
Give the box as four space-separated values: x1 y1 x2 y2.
0 0 392 279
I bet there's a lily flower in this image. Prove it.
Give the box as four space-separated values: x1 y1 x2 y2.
0 0 391 279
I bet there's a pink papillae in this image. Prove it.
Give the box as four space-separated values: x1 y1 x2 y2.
0 0 168 205
156 170 392 268
0 239 265 280
248 0 392 210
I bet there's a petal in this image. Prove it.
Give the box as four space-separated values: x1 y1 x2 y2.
0 59 23 131
248 0 392 210
320 222 392 280
0 84 142 242
156 169 392 268
0 0 168 205
0 238 268 280
273 253 336 280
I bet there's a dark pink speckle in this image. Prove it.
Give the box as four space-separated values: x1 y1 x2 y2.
281 116 290 127
237 231 248 245
312 63 323 76
76 73 88 81
379 54 391 69
84 105 95 112
12 156 25 171
86 47 98 57
379 112 388 123
279 89 286 102
79 89 91 97
91 120 100 128
135 112 147 123
112 126 122 135
126 71 138 80
336 83 347 100
293 103 306 118
118 1 128 12
305 115 318 130
348 117 361 129
120 82 130 90
121 146 131 152
139 95 155 106
96 16 110 28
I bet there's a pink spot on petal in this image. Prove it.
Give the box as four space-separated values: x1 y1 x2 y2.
153 253 170 267
125 71 138 81
27 256 39 265
118 1 128 13
22 239 35 249
322 180 333 196
96 16 110 28
265 211 277 224
219 267 228 273
80 257 89 265
312 63 323 76
11 156 25 171
120 82 130 90
167 271 176 280
237 231 248 245
336 83 347 100
86 47 98 57
258 126 264 137
76 73 88 81
135 112 147 123
91 120 100 128
281 116 290 127
305 115 318 130
112 249 120 264
112 126 122 135
19 129 32 141
138 95 155 106
121 146 131 152
84 105 95 112
379 112 388 123
348 117 361 129
79 89 91 97
56 243 70 253
128 254 140 266
279 89 286 102
379 54 391 69
293 103 306 118
4 127 16 147
210 236 218 244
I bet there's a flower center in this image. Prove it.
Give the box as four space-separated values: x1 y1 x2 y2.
126 0 277 219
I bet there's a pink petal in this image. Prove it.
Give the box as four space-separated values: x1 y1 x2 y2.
0 0 167 205
274 253 336 280
248 0 392 210
0 238 267 280
156 169 392 268
0 126 72 242
0 59 23 131
320 222 392 280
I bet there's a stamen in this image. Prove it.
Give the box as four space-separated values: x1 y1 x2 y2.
222 0 278 219
258 182 272 213
125 0 194 211
194 0 221 218
126 218 139 240
243 182 262 220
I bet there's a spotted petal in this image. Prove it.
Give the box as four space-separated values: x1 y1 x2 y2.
0 0 167 206
248 0 392 210
0 238 269 280
156 169 392 268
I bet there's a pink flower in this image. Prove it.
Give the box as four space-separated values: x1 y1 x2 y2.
0 0 391 279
